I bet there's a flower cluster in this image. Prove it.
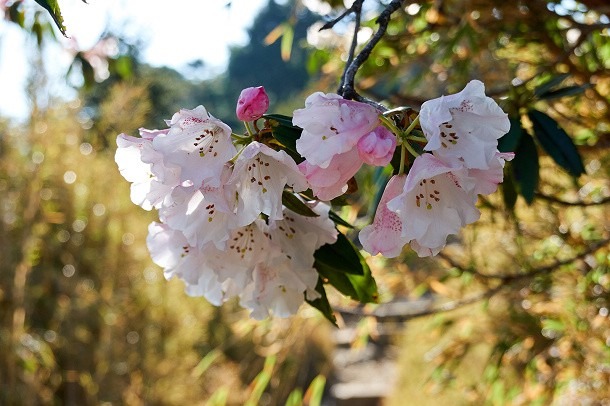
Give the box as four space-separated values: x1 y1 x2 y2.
116 80 513 320
115 88 338 319
358 80 513 257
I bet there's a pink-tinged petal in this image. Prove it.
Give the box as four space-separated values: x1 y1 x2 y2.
359 174 409 258
138 127 169 140
299 147 363 201
468 151 514 195
357 126 397 166
153 106 237 188
420 80 510 169
229 142 309 225
387 154 480 257
293 92 381 168
236 86 269 121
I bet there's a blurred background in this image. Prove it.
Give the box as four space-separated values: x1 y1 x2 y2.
0 0 608 404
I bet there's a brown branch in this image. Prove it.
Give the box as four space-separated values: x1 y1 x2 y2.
440 238 610 281
535 192 610 207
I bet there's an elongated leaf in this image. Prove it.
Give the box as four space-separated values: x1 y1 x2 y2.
282 191 318 217
314 233 363 275
34 0 67 36
280 23 294 61
303 375 326 406
501 165 518 211
534 73 570 97
498 118 523 153
538 84 591 100
314 236 378 303
528 110 585 177
306 277 337 326
513 134 539 204
264 114 301 156
328 210 353 228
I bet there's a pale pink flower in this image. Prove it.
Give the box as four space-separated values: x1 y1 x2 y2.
420 80 510 169
240 255 313 319
228 141 308 225
236 86 269 121
293 92 380 168
357 126 397 166
299 147 363 201
153 106 237 188
359 174 409 258
387 154 480 257
146 222 228 304
138 127 168 140
467 152 514 195
115 134 179 210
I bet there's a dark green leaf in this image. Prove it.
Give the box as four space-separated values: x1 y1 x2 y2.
533 73 570 97
314 233 363 275
34 0 67 36
513 134 539 204
314 235 378 303
501 164 518 211
538 84 591 100
328 210 353 229
528 110 586 177
76 53 95 89
282 191 318 217
264 114 301 155
305 277 337 326
498 118 523 153
8 2 25 28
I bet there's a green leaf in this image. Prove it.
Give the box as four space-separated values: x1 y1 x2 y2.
306 278 337 326
8 2 25 28
538 84 591 100
314 233 363 275
501 165 518 211
314 235 378 303
280 23 294 61
498 118 523 153
282 191 318 217
328 210 353 229
533 73 570 97
304 375 326 406
528 110 586 177
264 114 301 156
512 133 539 204
34 0 68 36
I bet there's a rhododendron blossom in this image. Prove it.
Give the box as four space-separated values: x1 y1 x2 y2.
357 126 397 166
236 86 269 121
387 154 480 257
293 92 380 168
359 174 409 258
153 106 237 188
420 80 510 169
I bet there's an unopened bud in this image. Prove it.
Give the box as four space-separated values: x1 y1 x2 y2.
236 86 269 121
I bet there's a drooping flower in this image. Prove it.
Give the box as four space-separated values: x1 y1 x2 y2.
115 134 180 210
228 141 309 225
387 154 480 257
357 126 397 167
158 171 238 251
146 222 229 304
236 86 270 121
153 106 237 188
420 80 510 169
299 147 363 201
293 92 381 168
240 254 315 319
359 174 409 258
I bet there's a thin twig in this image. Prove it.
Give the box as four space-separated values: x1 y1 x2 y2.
339 0 405 104
535 192 610 207
338 0 364 94
439 237 610 281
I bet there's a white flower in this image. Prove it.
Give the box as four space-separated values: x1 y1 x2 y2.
228 141 309 225
115 134 179 210
146 222 229 304
153 106 237 188
387 154 480 257
420 80 510 169
467 151 515 195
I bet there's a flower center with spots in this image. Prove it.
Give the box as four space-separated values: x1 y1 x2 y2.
247 155 272 193
228 225 258 260
192 126 223 157
440 122 459 148
414 178 441 210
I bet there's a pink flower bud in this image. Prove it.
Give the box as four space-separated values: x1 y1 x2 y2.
236 86 270 121
357 126 397 166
